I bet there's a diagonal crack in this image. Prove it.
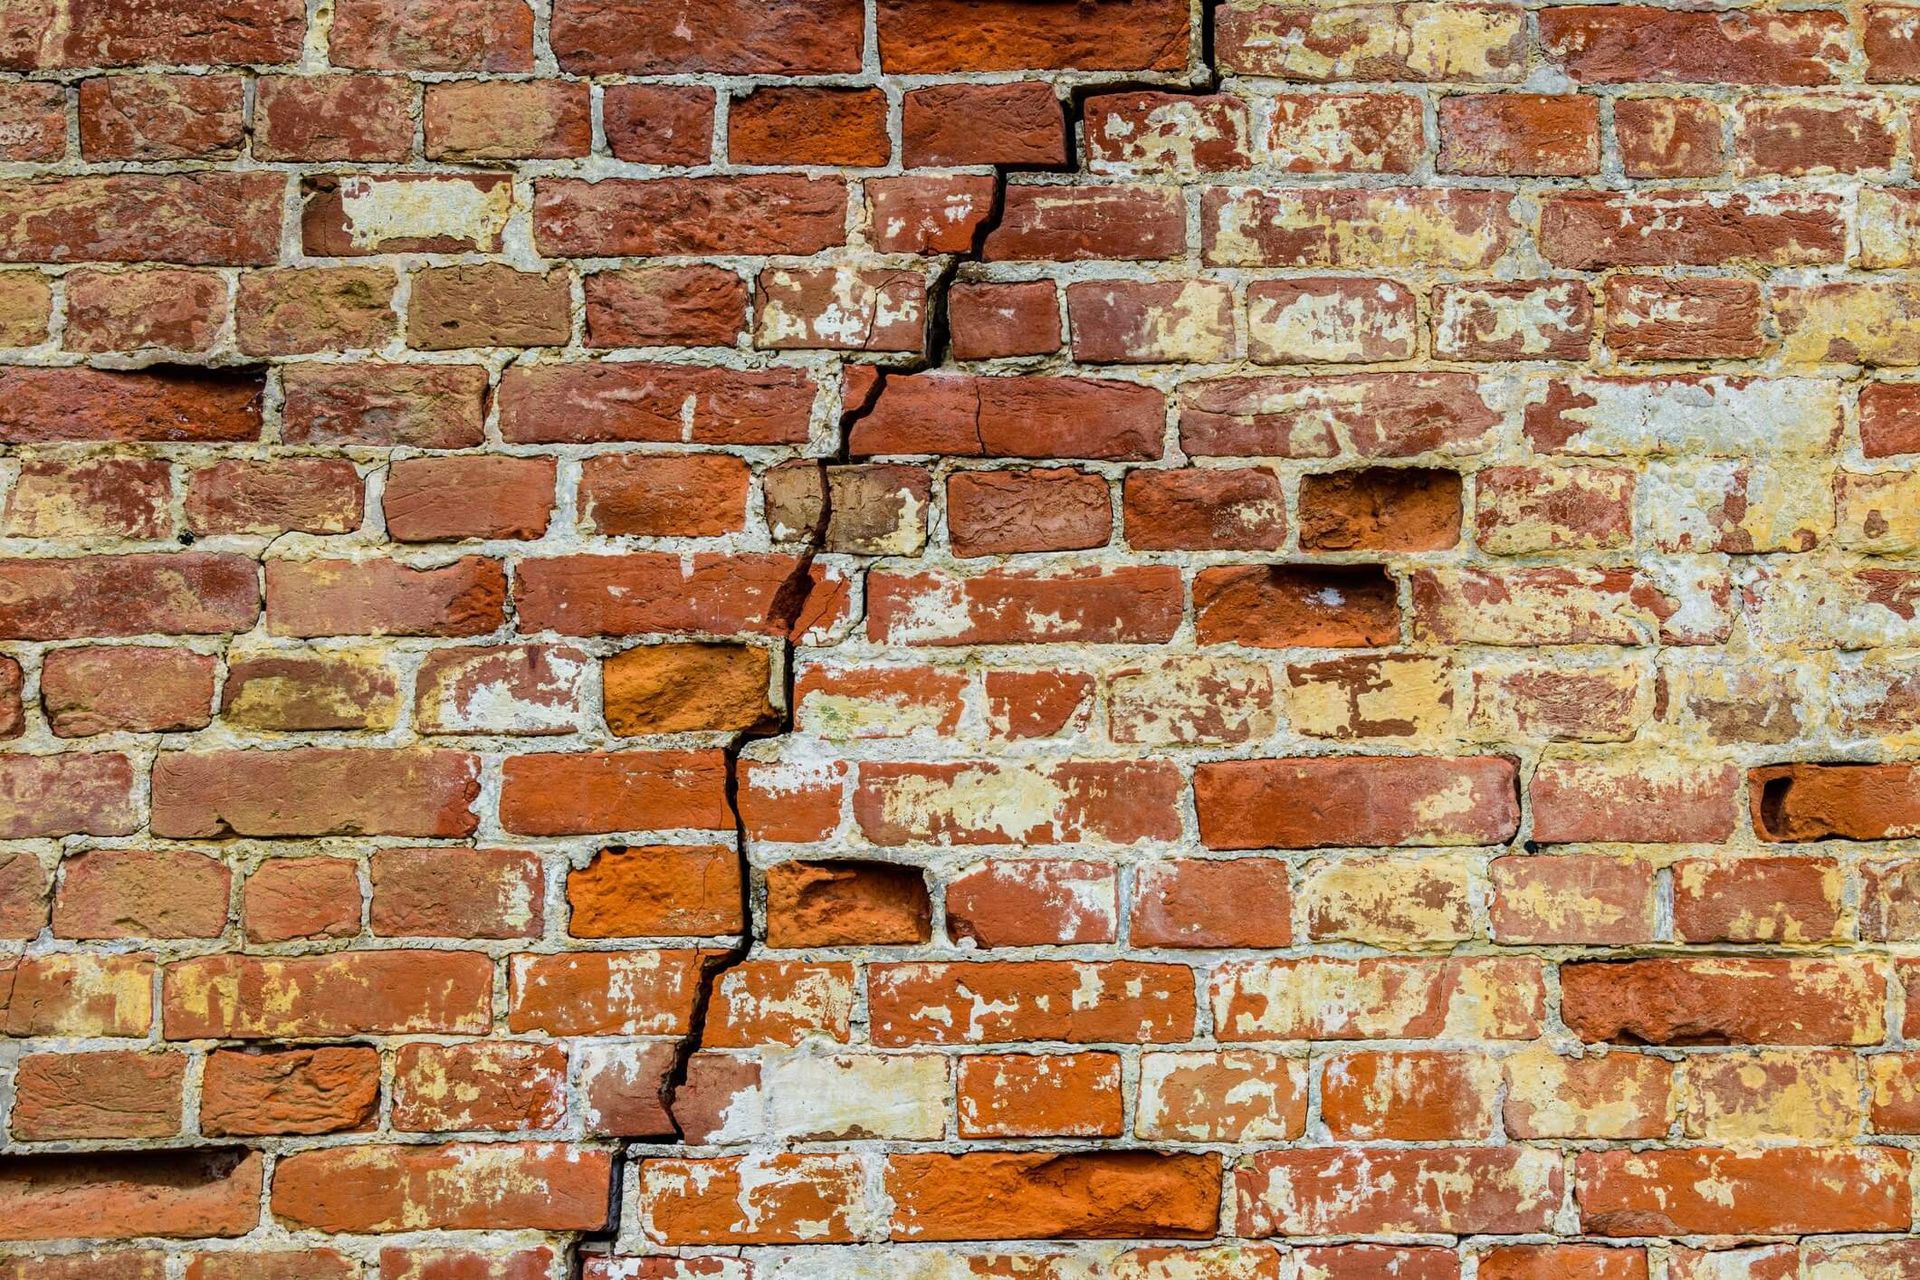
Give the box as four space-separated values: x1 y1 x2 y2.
582 3 1225 1264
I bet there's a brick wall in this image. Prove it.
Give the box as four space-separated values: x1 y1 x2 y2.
1 0 1918 1275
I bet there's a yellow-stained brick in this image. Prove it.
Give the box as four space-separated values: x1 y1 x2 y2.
1681 1050 1860 1143
1776 282 1920 366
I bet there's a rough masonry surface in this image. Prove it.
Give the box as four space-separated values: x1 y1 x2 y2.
3 0 1920 1278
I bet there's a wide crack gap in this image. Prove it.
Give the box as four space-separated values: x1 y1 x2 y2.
579 6 1223 1264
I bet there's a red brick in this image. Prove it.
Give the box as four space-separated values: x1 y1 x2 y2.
536 177 846 257
551 0 862 75
1321 1051 1499 1140
868 566 1181 646
1871 5 1920 80
1196 756 1519 849
52 848 228 940
1576 1148 1909 1235
0 753 135 838
0 367 263 444
498 363 815 446
165 952 493 1039
947 468 1111 556
0 174 283 265
1182 371 1500 458
514 552 830 637
876 0 1189 72
330 0 532 70
1540 192 1845 268
379 1249 550 1280
1194 564 1399 648
200 1046 380 1136
2 0 304 68
0 851 48 939
11 1051 183 1140
151 748 479 839
371 847 543 939
986 670 1094 740
425 81 589 160
79 75 243 161
1123 468 1284 551
854 372 1164 460
585 267 746 348
887 1153 1219 1240
1438 94 1599 176
985 185 1184 262
1862 381 1920 456
906 82 1064 167
1605 276 1765 359
507 948 709 1036
868 175 997 253
0 82 64 160
1614 97 1723 177
602 85 716 163
1735 94 1899 176
272 1144 610 1233
1238 1147 1560 1236
731 87 888 167
947 282 1060 359
185 459 363 538
757 266 925 353
1481 1247 1646 1280
65 268 225 354
764 861 930 947
282 363 487 448
870 961 1195 1045
1541 7 1850 85
255 75 413 161
705 960 856 1047
382 457 553 542
1531 759 1740 844
1086 92 1252 174
567 844 742 939
957 1053 1121 1138
1752 762 1920 840
499 749 731 835
241 858 362 943
638 1154 866 1245
5 458 173 540
189 1253 358 1280
1301 468 1462 550
392 1042 567 1132
0 1150 261 1242
1673 856 1843 944
1131 859 1293 949
946 859 1117 947
266 557 505 638
1 953 152 1037
1561 957 1885 1045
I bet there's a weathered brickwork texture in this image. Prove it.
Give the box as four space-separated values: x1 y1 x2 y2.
9 0 1920 1276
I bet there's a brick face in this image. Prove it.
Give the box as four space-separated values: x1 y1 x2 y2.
0 2 1910 1274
